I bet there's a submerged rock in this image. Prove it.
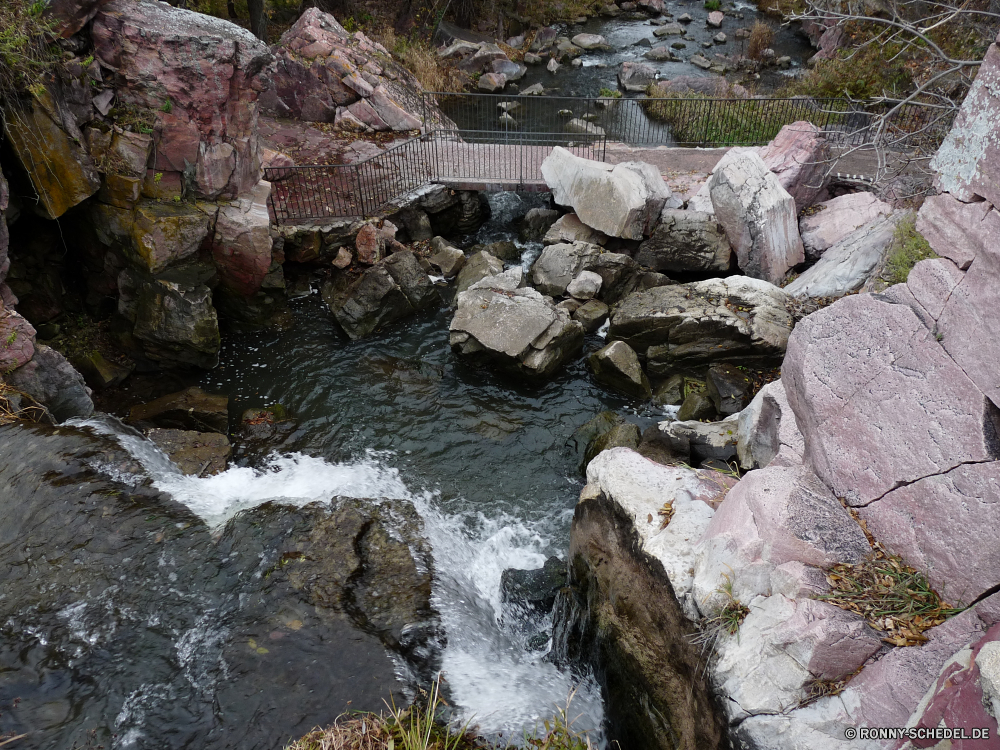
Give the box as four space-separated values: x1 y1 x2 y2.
146 427 231 475
588 341 651 399
322 250 438 339
129 386 229 433
501 557 567 612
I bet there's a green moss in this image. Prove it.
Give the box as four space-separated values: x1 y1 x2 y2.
782 41 911 101
884 212 936 285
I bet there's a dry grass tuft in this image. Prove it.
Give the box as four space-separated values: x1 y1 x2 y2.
373 27 468 93
0 380 47 425
746 21 775 62
819 542 962 647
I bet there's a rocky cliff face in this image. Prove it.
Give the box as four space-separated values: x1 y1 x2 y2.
556 28 1000 750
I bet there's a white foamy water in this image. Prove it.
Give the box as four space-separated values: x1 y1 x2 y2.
71 415 605 741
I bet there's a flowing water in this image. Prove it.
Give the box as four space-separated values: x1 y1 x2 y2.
0 193 676 748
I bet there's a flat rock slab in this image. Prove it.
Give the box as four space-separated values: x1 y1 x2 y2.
146 428 231 475
128 386 229 433
800 191 894 260
609 276 793 375
785 211 901 299
782 293 999 506
861 461 1000 604
915 192 1000 270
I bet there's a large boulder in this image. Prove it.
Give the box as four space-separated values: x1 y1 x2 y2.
119 270 221 369
588 341 651 399
756 122 829 212
530 241 603 296
784 211 902 299
635 208 732 273
542 213 608 246
800 192 894 260
93 0 273 200
262 9 444 131
609 276 793 376
322 250 438 339
449 269 585 378
561 448 734 749
782 293 999 507
541 147 674 240
455 250 504 293
210 179 273 295
618 61 657 92
915 192 1000 270
4 87 101 219
930 32 1000 205
7 345 94 422
125 202 213 275
709 150 804 285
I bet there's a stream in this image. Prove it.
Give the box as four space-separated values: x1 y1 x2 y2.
0 193 672 748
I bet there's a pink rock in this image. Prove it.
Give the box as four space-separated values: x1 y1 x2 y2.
863 461 1000 607
707 10 724 27
368 85 422 131
799 192 893 259
46 0 112 37
477 72 507 93
195 141 236 199
931 34 1000 204
342 72 374 97
782 293 998 506
211 180 273 296
355 223 382 265
260 147 295 170
111 130 153 176
92 0 270 199
905 624 1000 749
704 464 869 570
347 99 390 131
332 247 353 269
792 599 883 680
848 608 986 731
813 24 844 61
905 257 965 322
915 193 999 270
0 311 36 371
758 122 829 212
0 168 8 287
334 107 369 132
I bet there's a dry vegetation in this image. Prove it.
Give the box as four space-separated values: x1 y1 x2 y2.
745 20 775 62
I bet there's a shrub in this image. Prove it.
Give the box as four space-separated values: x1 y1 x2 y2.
746 20 774 62
597 87 621 99
0 0 58 98
704 0 721 10
373 26 467 93
884 212 936 285
782 41 911 101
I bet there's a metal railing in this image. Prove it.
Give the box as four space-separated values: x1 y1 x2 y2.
265 93 955 224
265 136 431 224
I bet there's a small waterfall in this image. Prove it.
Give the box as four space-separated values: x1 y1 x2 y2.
71 414 605 741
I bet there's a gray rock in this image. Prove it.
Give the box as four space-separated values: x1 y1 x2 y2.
547 57 561 74
8 345 94 422
449 280 585 378
524 53 543 65
478 72 506 92
428 238 466 277
589 340 652 399
438 40 481 59
521 83 544 96
690 54 712 69
500 556 567 612
520 208 561 241
800 192 894 260
572 33 610 49
322 251 438 339
660 415 739 463
567 270 603 300
583 252 644 304
678 12 692 22
455 250 504 293
618 60 658 91
541 147 674 240
644 45 679 61
565 118 606 137
530 241 603 296
736 379 804 470
609 276 793 376
708 149 804 285
705 363 752 415
676 391 716 421
635 208 732 273
543 213 608 246
757 123 830 213
785 212 902 299
573 299 610 332
492 59 526 81
714 32 727 43
652 373 685 406
653 22 684 35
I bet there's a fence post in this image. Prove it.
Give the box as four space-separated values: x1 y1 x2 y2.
702 99 715 147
